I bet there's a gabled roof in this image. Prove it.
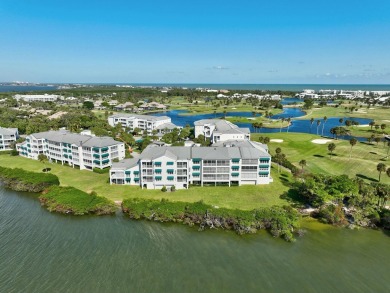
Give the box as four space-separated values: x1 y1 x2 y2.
111 158 138 170
28 130 122 148
0 127 18 135
109 113 170 121
155 122 180 130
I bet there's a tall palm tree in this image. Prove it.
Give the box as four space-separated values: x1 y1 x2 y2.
280 118 285 132
286 117 291 133
310 118 314 132
377 163 386 182
316 120 321 135
299 159 307 170
321 116 328 137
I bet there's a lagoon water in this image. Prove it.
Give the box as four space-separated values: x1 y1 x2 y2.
1 186 389 293
152 108 372 140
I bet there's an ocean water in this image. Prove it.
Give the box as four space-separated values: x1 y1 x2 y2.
1 84 390 93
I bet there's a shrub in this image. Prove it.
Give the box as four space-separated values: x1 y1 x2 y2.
161 186 167 192
121 198 300 241
10 150 19 156
39 186 116 215
170 185 176 192
0 166 60 192
93 168 110 174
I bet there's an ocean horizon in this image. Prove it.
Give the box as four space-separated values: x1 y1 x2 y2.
1 83 390 92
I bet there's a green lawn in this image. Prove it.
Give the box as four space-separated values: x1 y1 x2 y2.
298 105 390 126
0 156 292 210
252 132 390 184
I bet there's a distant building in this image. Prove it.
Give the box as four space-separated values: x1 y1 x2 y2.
0 127 19 151
17 130 125 170
14 94 63 102
114 102 134 111
110 143 272 189
194 119 250 143
108 114 175 133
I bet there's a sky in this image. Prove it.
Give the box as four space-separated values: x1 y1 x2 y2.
0 0 390 84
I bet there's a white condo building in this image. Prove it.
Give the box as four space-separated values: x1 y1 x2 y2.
17 130 125 170
108 114 177 133
0 127 19 151
110 141 272 190
194 119 250 143
14 94 63 102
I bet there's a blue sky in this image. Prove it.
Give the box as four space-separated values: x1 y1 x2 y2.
0 0 389 84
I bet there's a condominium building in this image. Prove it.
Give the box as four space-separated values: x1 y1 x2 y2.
17 130 125 170
110 143 272 190
194 119 250 143
108 114 175 133
14 94 63 102
0 127 19 151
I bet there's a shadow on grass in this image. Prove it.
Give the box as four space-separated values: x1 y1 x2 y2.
381 228 390 238
356 173 378 182
280 189 306 207
313 154 324 158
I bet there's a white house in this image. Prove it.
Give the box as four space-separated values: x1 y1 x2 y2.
0 127 19 151
14 94 63 102
17 130 125 170
108 114 175 133
194 119 250 143
110 143 272 189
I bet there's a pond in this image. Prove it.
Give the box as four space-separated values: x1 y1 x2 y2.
151 107 372 141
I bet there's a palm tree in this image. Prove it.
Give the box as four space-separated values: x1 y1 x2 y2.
321 116 328 137
275 147 282 173
328 143 336 158
299 159 307 170
377 163 386 182
286 117 291 133
280 118 285 132
316 120 321 135
349 138 357 158
369 121 375 131
339 118 344 125
310 118 314 132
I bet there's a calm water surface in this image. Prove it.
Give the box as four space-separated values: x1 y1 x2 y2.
152 108 372 141
0 186 389 293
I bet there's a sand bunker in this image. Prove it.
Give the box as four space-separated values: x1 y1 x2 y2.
311 139 332 144
270 139 283 143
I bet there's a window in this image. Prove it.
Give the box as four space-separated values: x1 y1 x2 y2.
242 166 257 172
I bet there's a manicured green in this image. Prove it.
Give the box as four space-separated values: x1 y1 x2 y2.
252 132 390 184
298 104 390 126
